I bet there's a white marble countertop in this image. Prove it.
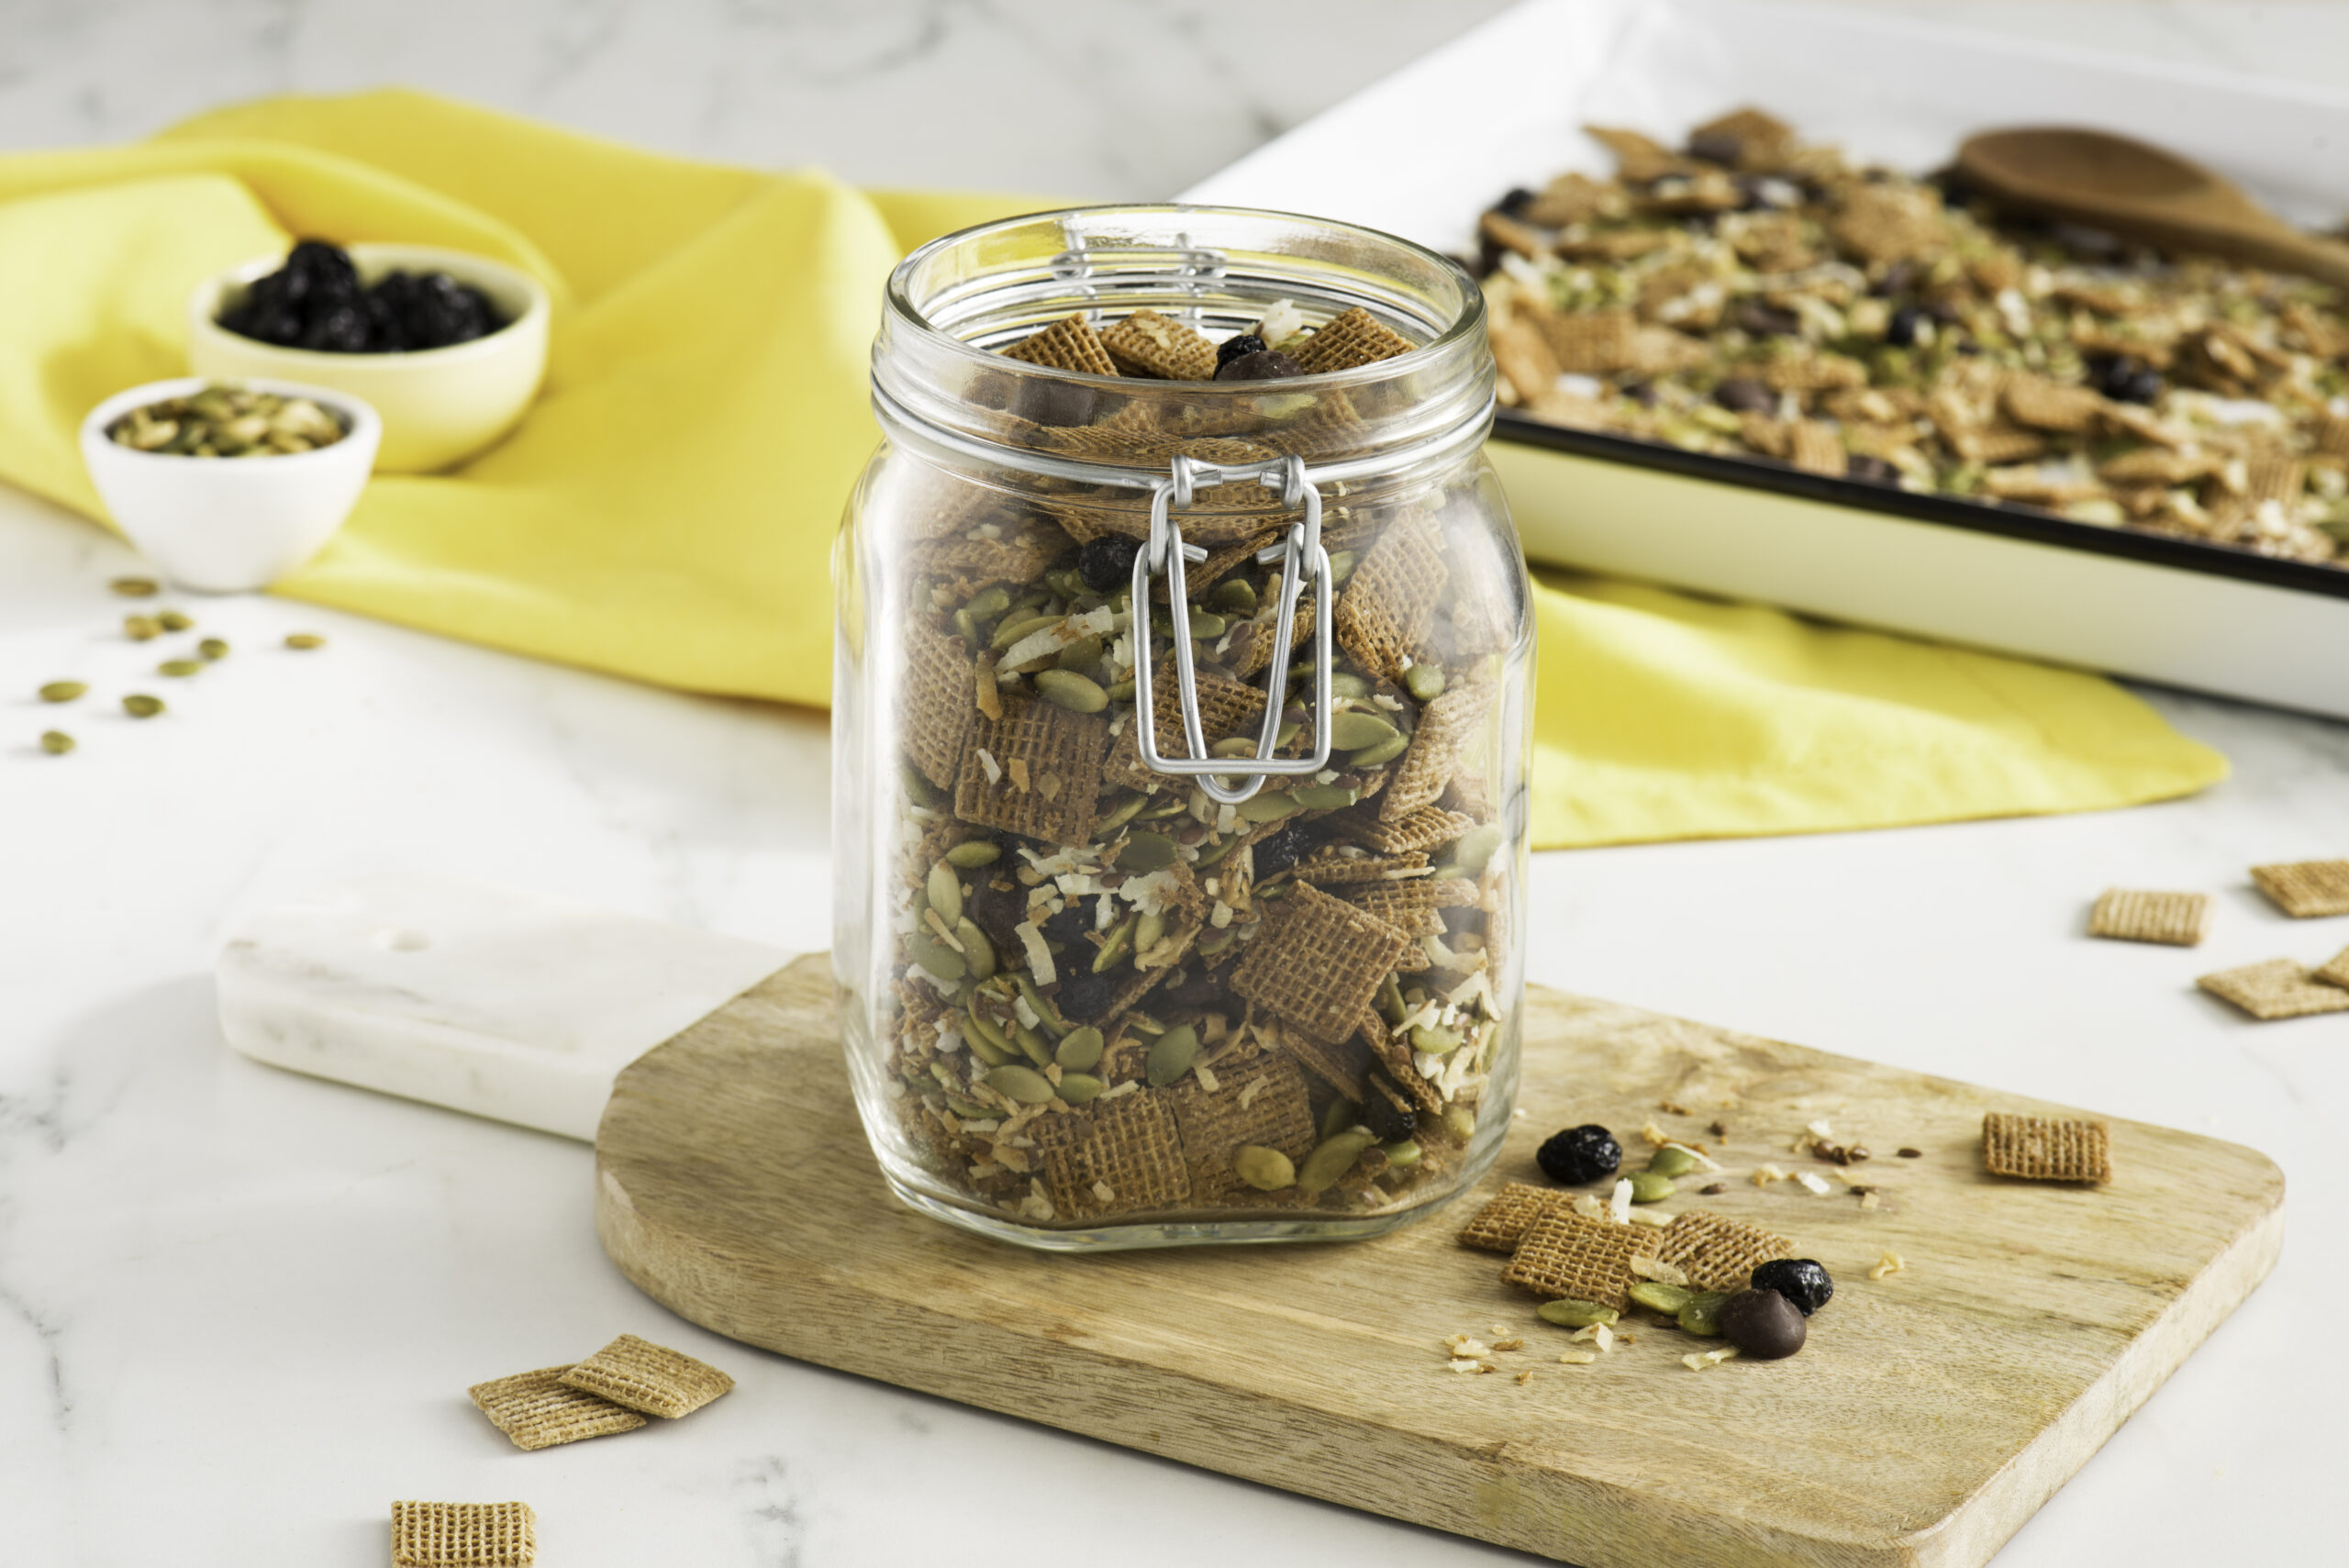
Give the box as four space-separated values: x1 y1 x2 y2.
4 3 2347 1564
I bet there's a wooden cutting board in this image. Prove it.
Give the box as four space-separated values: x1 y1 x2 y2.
594 954 2282 1568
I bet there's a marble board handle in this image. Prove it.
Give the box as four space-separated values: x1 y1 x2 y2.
216 873 796 1140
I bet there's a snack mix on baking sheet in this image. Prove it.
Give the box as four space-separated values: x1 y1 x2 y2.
873 300 1522 1230
1474 106 2349 568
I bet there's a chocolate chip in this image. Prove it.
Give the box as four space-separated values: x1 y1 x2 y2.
1215 333 1267 373
1719 1287 1806 1360
1884 304 1924 348
1497 186 1537 218
1713 377 1773 414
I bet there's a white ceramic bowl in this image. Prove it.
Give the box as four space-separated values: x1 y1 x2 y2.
186 244 549 473
80 377 381 594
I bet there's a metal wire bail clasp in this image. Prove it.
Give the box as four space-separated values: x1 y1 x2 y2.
1130 454 1334 806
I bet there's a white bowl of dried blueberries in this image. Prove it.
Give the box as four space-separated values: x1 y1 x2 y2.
81 377 381 593
186 240 549 473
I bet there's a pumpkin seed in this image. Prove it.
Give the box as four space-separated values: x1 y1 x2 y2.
1012 973 1067 1037
1211 578 1257 615
1329 673 1372 700
1346 733 1410 768
983 1065 1057 1104
953 917 996 979
196 638 228 661
1296 1128 1377 1195
1133 909 1165 956
1233 1145 1296 1190
39 730 74 756
110 577 159 597
944 1094 996 1119
953 607 983 648
1053 1026 1105 1072
1327 550 1358 584
1117 831 1178 872
1450 821 1503 873
1090 793 1148 840
1034 669 1108 713
1091 916 1134 973
1677 1292 1731 1337
124 616 161 641
1105 678 1135 702
1011 1022 1054 1068
1236 791 1297 823
945 840 1001 869
1210 736 1259 758
38 682 85 704
284 633 326 650
158 659 204 677
1056 635 1103 673
1145 1024 1198 1086
1379 1138 1423 1169
1441 1104 1478 1141
1290 784 1358 811
962 1009 1015 1066
990 613 1060 652
1056 1073 1105 1105
1409 1024 1463 1057
1627 1281 1693 1316
1648 1146 1701 1178
1378 973 1408 1027
158 610 195 632
907 932 965 984
1183 610 1227 639
1403 663 1447 702
1627 1171 1675 1204
900 763 942 806
1319 1097 1359 1141
121 694 165 718
1328 710 1398 751
1537 1298 1620 1329
926 860 964 926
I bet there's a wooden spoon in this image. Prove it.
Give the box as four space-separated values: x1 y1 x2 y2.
1956 126 2349 290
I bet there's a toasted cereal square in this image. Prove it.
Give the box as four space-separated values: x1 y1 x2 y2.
2087 889 2213 947
1331 514 1449 681
1288 306 1416 374
953 692 1106 847
1100 309 1219 381
1032 1089 1192 1218
1166 1054 1317 1206
1787 420 1845 476
1229 881 1410 1043
2318 945 2349 992
2251 859 2349 918
559 1335 734 1420
1981 1112 2112 1184
467 1367 646 1451
1653 1211 1794 1293
903 627 978 792
392 1501 536 1568
1501 1209 1646 1307
1275 1018 1375 1102
1381 680 1496 823
2198 958 2349 1020
1331 805 1475 856
1001 314 1118 377
1457 1181 1570 1252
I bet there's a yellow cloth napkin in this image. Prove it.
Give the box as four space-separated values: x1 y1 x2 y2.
0 91 2226 847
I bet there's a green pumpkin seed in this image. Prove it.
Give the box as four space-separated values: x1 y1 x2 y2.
1441 1104 1478 1141
1537 1298 1620 1329
1296 1128 1378 1195
124 616 161 641
1327 550 1358 584
284 632 326 650
1091 916 1134 973
907 932 965 984
121 694 165 718
953 917 996 979
158 659 203 677
1378 973 1408 1027
1627 1171 1675 1204
1133 909 1165 957
1648 1146 1701 1179
1403 663 1447 702
1183 610 1227 639
1319 1097 1359 1141
990 613 1060 652
1090 793 1148 840
1379 1138 1422 1169
1236 791 1297 823
1409 1024 1463 1058
1233 1145 1297 1190
899 763 942 806
983 1065 1057 1104
1347 733 1411 768
39 730 74 756
1034 669 1108 713
1053 1026 1105 1072
965 586 1010 619
962 1009 1014 1066
1290 784 1359 810
945 840 1002 869
1117 832 1178 871
1056 635 1103 673
926 860 964 926
1210 736 1260 758
1139 795 1189 820
1012 1022 1055 1068
1450 821 1504 873
38 682 85 704
1329 673 1372 700
1012 973 1067 1037
1056 1073 1105 1105
197 638 229 661
110 576 159 597
1105 678 1135 702
1676 1292 1731 1337
1628 1281 1693 1316
1328 710 1399 751
953 607 984 648
1145 1024 1198 1086
1211 578 1257 615
157 610 193 632
943 1094 996 1119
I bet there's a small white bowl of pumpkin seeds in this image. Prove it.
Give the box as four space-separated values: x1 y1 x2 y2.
80 377 380 593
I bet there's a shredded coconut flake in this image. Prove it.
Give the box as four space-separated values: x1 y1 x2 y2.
1682 1348 1739 1372
1869 1249 1908 1281
976 748 1002 785
1626 1207 1675 1229
1014 920 1055 986
1630 1256 1689 1285
1795 1171 1833 1195
1556 1350 1598 1365
1608 1179 1632 1226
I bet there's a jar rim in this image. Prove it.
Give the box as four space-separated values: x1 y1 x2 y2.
883 202 1488 393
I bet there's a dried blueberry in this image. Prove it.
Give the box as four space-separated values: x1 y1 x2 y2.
1750 1257 1833 1317
1076 535 1141 594
1884 304 1923 347
1720 1288 1806 1359
1713 377 1773 415
1496 186 1537 218
1844 454 1900 485
1216 333 1267 372
1362 1078 1418 1142
967 877 1030 952
1214 349 1305 382
1687 129 1744 167
1054 971 1116 1022
1536 1124 1621 1185
300 304 372 352
284 239 360 306
1041 899 1092 950
1731 300 1801 338
2094 354 2162 406
1620 379 1658 407
1249 821 1316 877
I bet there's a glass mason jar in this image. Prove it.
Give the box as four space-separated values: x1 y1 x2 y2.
832 206 1531 1250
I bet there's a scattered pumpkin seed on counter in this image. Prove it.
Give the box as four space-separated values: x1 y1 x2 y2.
284 633 327 650
121 694 165 718
157 659 205 678
197 639 229 661
158 610 195 632
109 577 158 597
106 384 347 458
39 730 74 755
38 682 86 703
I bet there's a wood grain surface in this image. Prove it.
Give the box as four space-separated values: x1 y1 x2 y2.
595 954 2283 1568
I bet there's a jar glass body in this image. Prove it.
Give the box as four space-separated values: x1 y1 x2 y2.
833 206 1532 1250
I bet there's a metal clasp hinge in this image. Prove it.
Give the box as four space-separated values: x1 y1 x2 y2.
1131 454 1333 806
